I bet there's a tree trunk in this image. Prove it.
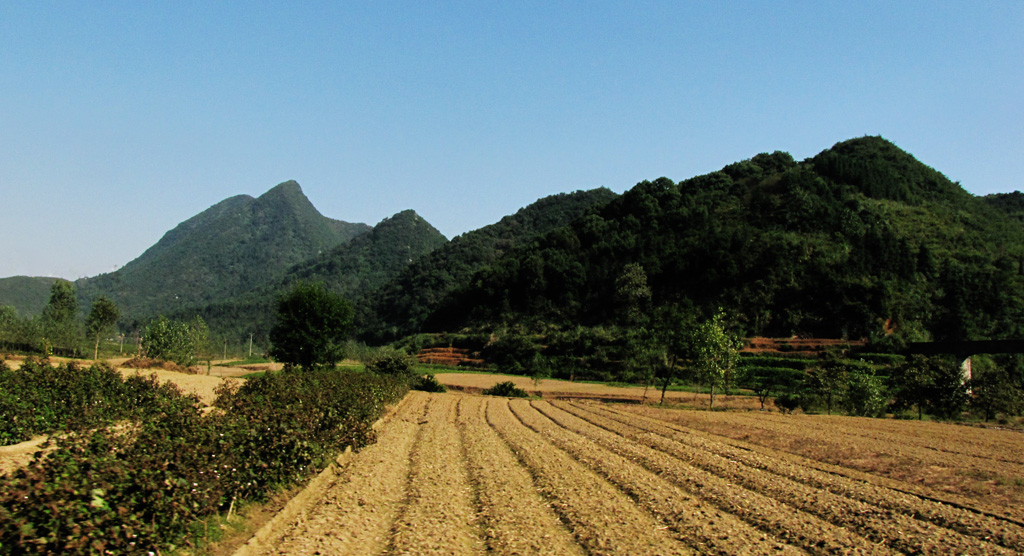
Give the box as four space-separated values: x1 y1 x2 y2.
93 334 101 361
709 383 716 410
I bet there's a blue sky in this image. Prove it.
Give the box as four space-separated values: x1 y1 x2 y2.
2 1 1022 279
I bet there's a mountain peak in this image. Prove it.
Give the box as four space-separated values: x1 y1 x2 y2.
257 180 307 204
811 136 965 203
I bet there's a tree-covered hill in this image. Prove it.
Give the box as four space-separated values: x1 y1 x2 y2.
76 181 370 319
283 209 447 297
425 137 1024 344
0 276 59 317
360 188 619 342
182 209 448 345
984 191 1024 223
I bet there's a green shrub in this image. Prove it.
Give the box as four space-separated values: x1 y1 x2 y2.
774 392 800 414
142 315 209 367
365 348 416 377
482 380 529 398
412 374 447 393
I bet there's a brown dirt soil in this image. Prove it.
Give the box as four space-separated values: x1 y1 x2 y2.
436 372 764 409
115 366 242 406
626 407 1024 521
0 437 49 476
245 391 1024 556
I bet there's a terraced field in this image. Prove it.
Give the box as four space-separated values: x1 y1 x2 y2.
250 391 1024 555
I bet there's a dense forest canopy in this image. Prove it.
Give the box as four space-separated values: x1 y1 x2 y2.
422 137 1024 344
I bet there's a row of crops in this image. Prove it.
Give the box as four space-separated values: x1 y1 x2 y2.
0 359 408 555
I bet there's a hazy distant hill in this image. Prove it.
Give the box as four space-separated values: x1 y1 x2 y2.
361 188 619 341
77 181 370 318
184 209 448 343
424 137 1024 343
0 276 59 317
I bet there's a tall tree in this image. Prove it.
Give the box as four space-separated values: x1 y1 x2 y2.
0 305 16 347
806 354 849 415
142 315 208 367
85 297 120 360
890 355 969 420
41 279 80 355
269 282 353 371
687 309 741 409
616 263 652 327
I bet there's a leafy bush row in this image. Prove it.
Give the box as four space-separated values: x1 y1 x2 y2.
0 364 408 555
0 359 193 446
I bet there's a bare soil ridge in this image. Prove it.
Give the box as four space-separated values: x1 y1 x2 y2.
247 390 1024 555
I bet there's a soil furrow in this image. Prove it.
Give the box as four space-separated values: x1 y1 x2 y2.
255 391 429 556
455 395 586 556
662 408 1024 485
573 402 1024 552
506 399 808 556
387 394 485 555
485 396 692 555
749 412 1024 462
523 400 887 555
564 402 1014 555
610 404 1024 518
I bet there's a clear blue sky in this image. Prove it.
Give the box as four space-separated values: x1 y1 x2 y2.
2 1 1021 279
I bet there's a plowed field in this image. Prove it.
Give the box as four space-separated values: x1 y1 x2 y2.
249 392 1024 556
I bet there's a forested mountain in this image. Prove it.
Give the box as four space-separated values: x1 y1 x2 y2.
187 209 448 342
360 188 619 342
984 191 1024 223
424 137 1024 344
0 276 59 317
76 181 370 318
283 209 447 296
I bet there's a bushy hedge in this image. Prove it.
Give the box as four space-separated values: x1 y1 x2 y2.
0 359 192 446
0 364 407 555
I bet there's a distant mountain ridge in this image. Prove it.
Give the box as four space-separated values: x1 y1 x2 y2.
0 276 59 317
76 180 370 318
185 208 449 339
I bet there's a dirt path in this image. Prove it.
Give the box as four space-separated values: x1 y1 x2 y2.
436 372 763 408
248 391 1024 556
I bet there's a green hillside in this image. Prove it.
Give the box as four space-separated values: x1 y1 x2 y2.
424 137 1024 344
361 188 619 342
0 276 59 316
183 209 448 346
77 181 370 319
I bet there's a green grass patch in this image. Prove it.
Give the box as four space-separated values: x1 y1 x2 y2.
221 356 272 366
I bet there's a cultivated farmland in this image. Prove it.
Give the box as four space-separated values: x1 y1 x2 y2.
247 391 1024 555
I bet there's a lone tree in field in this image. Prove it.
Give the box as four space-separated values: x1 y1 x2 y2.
269 282 353 371
85 297 120 360
687 309 741 410
142 315 208 367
